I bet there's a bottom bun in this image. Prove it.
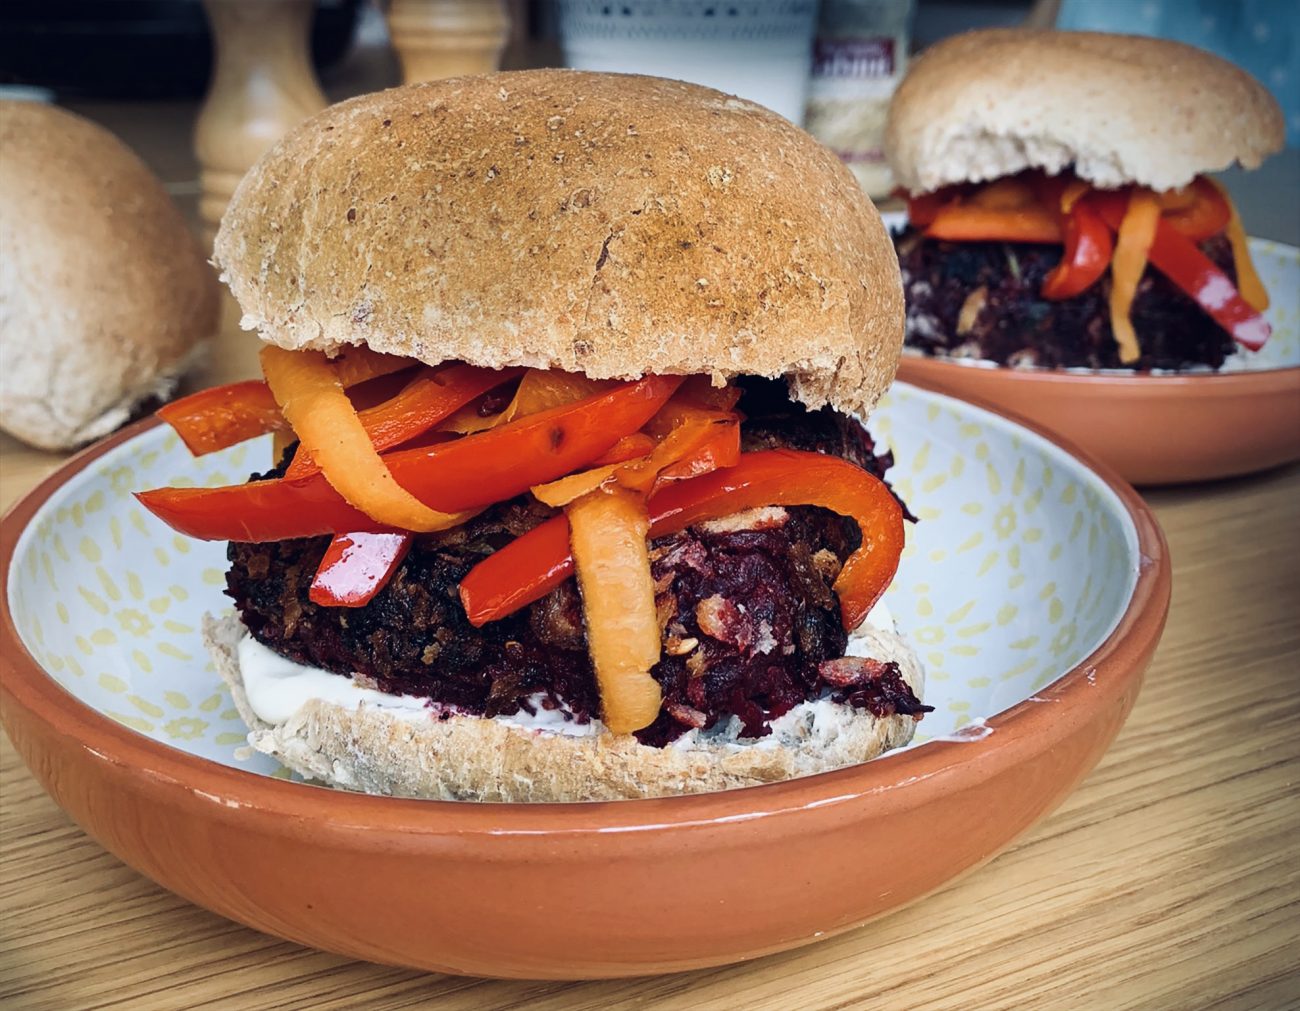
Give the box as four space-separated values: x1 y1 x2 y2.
204 612 926 803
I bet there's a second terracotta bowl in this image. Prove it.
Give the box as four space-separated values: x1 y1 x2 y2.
896 233 1300 487
898 357 1300 486
0 382 1170 978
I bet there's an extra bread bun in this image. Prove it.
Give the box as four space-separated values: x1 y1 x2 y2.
0 102 219 451
886 29 1285 195
214 70 903 418
204 612 924 803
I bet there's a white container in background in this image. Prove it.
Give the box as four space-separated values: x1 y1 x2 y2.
805 0 914 199
555 1 820 126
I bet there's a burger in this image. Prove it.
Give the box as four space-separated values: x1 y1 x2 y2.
136 70 931 803
884 29 1285 371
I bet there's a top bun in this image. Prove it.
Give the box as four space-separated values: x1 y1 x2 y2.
0 101 219 451
214 70 903 417
886 29 1285 195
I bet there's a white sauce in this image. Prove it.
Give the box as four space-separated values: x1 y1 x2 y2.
236 599 897 737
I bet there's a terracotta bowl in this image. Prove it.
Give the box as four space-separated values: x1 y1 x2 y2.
895 229 1300 486
0 382 1170 979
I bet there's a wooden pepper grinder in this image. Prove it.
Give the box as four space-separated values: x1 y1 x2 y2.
384 0 511 83
194 0 328 248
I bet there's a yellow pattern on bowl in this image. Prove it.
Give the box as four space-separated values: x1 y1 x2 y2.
7 383 1135 771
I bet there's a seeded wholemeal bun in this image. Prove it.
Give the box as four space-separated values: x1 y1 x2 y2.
0 102 219 451
213 70 903 418
204 612 924 802
886 29 1286 195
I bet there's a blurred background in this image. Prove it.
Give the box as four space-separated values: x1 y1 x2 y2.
2 0 1295 244
3 0 1291 397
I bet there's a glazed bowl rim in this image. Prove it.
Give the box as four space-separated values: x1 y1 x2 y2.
898 352 1300 389
0 379 1170 838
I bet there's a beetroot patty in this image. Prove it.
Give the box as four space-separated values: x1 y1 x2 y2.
225 379 928 746
895 227 1238 370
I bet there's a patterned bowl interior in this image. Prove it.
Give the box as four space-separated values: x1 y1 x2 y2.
6 383 1139 780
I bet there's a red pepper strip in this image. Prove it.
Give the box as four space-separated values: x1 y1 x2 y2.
136 375 684 541
461 449 904 631
903 185 963 228
461 514 574 627
1207 177 1270 311
158 381 288 456
462 429 739 622
284 365 522 479
309 531 413 607
1158 177 1230 242
1041 195 1114 300
1144 219 1272 351
925 204 1063 244
158 355 414 458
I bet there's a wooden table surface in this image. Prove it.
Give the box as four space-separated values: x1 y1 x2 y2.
3 100 1300 1009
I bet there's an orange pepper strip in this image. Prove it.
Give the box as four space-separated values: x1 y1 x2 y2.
968 177 1038 211
1207 178 1269 311
925 204 1063 244
1109 190 1163 365
260 346 471 533
329 346 413 388
138 376 683 541
615 418 738 494
1158 178 1231 242
1059 179 1091 214
531 463 625 508
441 369 613 433
567 485 663 734
284 364 522 479
650 421 741 492
593 433 656 464
531 416 739 507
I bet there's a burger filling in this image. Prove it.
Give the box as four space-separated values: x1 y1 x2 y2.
141 362 930 746
895 170 1271 370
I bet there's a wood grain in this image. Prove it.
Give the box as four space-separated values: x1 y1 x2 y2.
3 100 1299 1011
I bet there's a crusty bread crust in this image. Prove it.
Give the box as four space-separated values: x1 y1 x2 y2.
204 612 924 803
213 70 903 418
886 29 1285 194
0 102 218 451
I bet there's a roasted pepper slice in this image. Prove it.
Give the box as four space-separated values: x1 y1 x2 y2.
158 381 287 456
440 369 613 434
1041 195 1114 300
261 346 464 533
531 415 740 507
158 348 413 457
925 204 1063 244
1158 178 1231 242
284 364 522 479
310 531 413 607
1207 178 1269 311
567 486 663 734
1145 218 1272 350
137 376 683 541
1108 190 1163 364
461 449 904 631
